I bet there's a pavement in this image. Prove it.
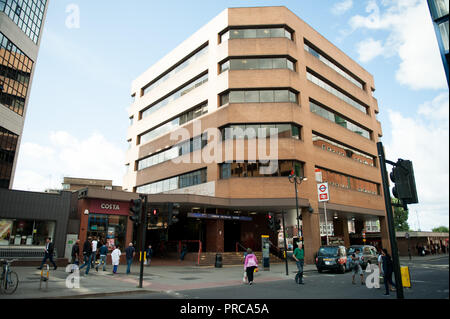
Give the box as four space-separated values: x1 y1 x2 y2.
1 254 447 299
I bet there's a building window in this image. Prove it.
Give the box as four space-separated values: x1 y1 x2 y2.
139 102 207 145
142 44 208 96
220 160 304 178
220 26 293 43
317 166 380 195
304 42 364 89
0 33 34 116
136 168 207 194
0 126 19 189
220 123 301 141
140 72 208 119
0 0 47 44
137 133 207 171
312 132 376 166
0 219 55 246
306 70 367 114
219 57 295 73
129 116 134 126
430 0 449 19
220 89 297 106
87 214 127 250
438 20 449 51
310 100 371 140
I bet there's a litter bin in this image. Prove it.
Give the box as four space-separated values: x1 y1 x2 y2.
215 253 222 268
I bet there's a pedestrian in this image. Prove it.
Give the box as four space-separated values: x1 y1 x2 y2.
70 239 81 273
243 248 258 285
79 237 92 275
180 245 187 261
111 245 121 274
293 241 304 285
91 236 98 267
146 244 153 266
350 248 364 285
377 249 384 288
95 242 108 272
125 242 135 274
37 237 57 270
381 248 396 296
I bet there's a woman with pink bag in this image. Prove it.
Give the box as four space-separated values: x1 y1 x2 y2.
244 248 259 285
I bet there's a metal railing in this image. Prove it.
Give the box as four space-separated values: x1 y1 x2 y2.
235 242 247 253
166 240 202 265
0 247 57 259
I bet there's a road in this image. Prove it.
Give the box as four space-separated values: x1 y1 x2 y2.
87 256 449 299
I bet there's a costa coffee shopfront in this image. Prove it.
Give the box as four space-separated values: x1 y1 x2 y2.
77 188 136 260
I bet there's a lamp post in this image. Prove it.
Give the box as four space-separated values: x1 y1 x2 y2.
288 170 307 239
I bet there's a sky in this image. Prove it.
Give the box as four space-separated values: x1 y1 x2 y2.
11 0 449 231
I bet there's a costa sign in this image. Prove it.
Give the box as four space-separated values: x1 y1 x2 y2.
100 203 120 210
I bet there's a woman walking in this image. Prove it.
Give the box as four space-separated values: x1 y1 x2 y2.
111 245 121 274
244 248 258 285
381 248 396 296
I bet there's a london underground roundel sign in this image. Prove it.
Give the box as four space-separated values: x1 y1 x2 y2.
317 182 329 202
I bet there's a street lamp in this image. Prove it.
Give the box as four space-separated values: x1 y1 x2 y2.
288 170 307 240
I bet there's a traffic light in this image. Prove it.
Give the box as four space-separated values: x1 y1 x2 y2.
167 203 180 225
390 159 418 208
267 213 275 231
149 208 158 224
129 199 142 225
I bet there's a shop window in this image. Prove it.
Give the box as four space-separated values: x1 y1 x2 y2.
0 219 55 246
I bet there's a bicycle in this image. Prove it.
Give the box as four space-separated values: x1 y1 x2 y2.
0 258 19 294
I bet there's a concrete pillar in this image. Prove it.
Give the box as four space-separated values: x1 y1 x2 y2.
301 205 321 264
206 218 224 252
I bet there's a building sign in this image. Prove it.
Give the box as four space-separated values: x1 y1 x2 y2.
187 212 252 221
100 203 120 210
317 182 329 202
88 199 129 216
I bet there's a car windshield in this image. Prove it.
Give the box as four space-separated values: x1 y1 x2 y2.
318 247 339 256
347 247 362 255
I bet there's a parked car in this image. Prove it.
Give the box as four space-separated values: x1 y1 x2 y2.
347 245 379 270
315 245 350 274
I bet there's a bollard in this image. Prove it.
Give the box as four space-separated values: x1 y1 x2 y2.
39 264 49 289
400 266 411 288
215 253 222 268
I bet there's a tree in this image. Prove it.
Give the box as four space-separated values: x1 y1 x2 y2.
391 198 409 231
432 226 449 233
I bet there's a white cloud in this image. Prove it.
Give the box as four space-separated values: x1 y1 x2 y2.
349 0 447 90
356 38 386 62
13 131 126 192
332 0 353 15
384 92 449 231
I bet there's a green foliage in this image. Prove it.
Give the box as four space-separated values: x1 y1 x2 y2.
391 198 409 231
432 226 449 233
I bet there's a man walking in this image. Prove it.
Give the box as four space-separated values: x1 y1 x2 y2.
79 237 92 275
37 237 57 270
351 248 364 285
91 236 98 267
125 242 135 274
293 241 304 285
70 239 81 273
95 242 108 272
146 244 153 267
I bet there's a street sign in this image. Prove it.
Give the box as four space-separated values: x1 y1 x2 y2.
315 168 323 183
317 182 329 202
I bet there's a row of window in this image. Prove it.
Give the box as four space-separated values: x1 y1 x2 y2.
141 73 208 119
219 57 295 73
310 101 371 140
142 45 208 97
220 160 304 179
220 89 297 105
0 0 46 44
304 43 364 90
220 123 301 140
0 32 33 116
137 133 207 171
0 126 18 189
220 27 293 43
312 133 375 167
139 102 208 145
318 166 379 195
136 168 207 194
307 71 367 114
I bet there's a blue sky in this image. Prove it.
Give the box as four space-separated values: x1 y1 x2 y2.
12 0 449 231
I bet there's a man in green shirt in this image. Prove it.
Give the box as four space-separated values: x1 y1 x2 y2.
293 241 305 284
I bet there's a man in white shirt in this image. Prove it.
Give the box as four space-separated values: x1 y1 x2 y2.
91 236 98 267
